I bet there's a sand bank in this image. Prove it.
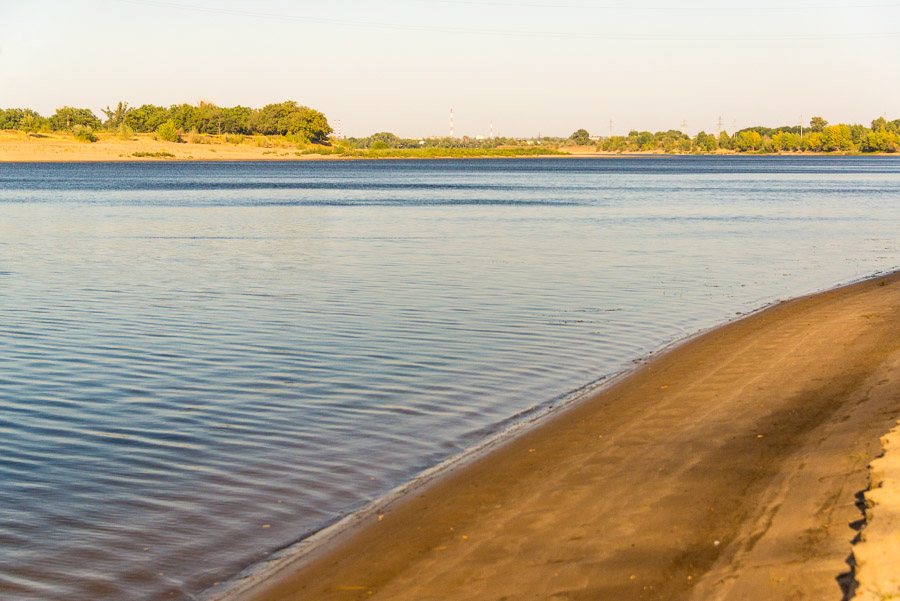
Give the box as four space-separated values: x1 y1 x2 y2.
0 131 334 162
853 422 900 600
210 272 900 601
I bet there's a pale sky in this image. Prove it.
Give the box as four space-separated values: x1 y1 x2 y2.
1 0 898 138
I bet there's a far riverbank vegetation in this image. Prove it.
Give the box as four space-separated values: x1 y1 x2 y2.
1 101 897 156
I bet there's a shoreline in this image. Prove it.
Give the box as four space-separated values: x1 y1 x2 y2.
2 133 898 162
206 270 900 601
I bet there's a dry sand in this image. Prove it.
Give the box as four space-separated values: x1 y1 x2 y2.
210 272 900 601
0 131 331 162
852 421 900 600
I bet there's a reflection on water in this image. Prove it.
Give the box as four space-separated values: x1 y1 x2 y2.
0 157 898 600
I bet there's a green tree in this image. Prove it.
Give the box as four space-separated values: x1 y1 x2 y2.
718 131 731 150
601 136 628 152
0 108 45 131
126 104 170 132
771 131 800 152
809 116 828 133
568 128 591 145
249 101 332 143
48 107 101 131
21 112 47 134
633 131 655 151
168 103 199 132
694 131 718 152
102 101 130 130
849 124 870 147
734 131 762 152
803 132 824 152
819 125 853 152
866 127 891 152
368 132 401 148
217 106 252 134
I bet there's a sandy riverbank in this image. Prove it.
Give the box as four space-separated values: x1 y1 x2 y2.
0 131 336 162
3 133 893 162
0 131 567 161
208 271 900 601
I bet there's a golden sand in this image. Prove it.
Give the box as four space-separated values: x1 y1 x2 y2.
0 131 334 162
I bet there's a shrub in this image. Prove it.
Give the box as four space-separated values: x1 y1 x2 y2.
73 125 98 143
156 120 181 143
285 132 310 145
117 123 134 140
187 128 210 144
225 134 245 145
132 151 175 158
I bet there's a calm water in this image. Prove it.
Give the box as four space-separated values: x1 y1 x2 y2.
1 157 898 600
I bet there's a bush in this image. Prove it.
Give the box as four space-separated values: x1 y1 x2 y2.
73 125 98 143
156 120 181 143
285 132 310 145
187 128 211 144
117 123 134 140
132 151 175 158
225 134 245 145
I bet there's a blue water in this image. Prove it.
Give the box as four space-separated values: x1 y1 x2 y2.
1 157 898 600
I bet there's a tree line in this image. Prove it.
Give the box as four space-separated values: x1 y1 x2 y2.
594 116 899 154
347 117 899 154
2 105 896 154
0 100 332 144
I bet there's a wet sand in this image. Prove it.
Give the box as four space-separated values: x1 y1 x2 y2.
216 272 900 601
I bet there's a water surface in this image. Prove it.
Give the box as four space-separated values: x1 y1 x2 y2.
1 157 898 600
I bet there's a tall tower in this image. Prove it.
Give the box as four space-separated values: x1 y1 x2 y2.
334 119 343 140
450 108 454 139
490 119 494 139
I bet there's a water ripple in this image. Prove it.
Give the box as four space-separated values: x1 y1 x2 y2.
0 157 898 601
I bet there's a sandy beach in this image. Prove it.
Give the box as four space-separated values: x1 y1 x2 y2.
0 131 337 162
209 271 900 601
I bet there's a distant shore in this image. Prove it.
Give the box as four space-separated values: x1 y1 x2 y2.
3 131 896 162
209 271 900 601
0 131 566 162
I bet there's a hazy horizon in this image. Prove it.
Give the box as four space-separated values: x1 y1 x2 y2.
1 0 898 138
